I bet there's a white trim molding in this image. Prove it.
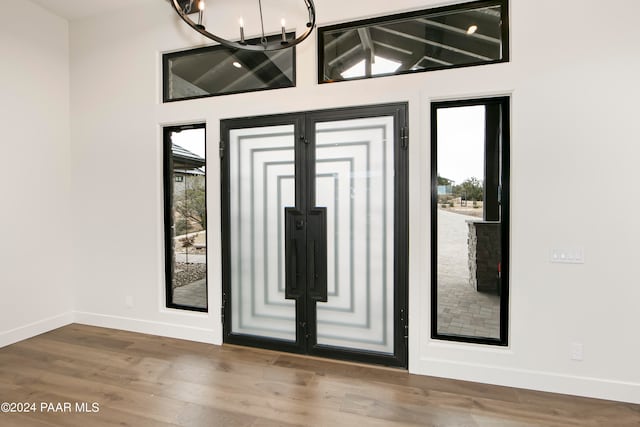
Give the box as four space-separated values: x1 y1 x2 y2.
0 312 75 349
74 311 220 345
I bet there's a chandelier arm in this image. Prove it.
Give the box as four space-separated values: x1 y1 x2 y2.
304 0 316 27
257 0 267 45
170 0 316 52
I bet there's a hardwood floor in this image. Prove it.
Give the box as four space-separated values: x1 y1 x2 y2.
0 325 638 426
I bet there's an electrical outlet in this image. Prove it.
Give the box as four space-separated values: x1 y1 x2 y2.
125 296 134 308
570 342 584 361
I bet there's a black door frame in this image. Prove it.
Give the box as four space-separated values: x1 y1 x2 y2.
221 103 409 368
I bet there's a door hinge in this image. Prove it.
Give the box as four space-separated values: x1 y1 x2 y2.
401 126 409 150
400 308 408 340
221 293 226 325
219 140 225 159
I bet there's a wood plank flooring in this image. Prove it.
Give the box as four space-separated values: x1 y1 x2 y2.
0 324 638 426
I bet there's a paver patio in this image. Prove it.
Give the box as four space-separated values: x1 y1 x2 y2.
437 209 500 338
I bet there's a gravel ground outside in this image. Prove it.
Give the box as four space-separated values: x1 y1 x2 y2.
173 262 206 289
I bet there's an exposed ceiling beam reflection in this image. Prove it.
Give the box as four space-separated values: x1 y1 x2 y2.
327 44 362 67
418 18 501 45
357 27 375 63
411 55 453 69
266 67 293 86
477 7 501 18
192 55 238 86
377 26 492 61
325 29 357 50
219 50 289 92
372 40 413 56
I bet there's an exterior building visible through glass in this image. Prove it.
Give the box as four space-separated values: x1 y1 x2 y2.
164 126 207 311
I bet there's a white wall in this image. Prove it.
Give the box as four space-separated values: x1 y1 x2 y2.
69 0 640 403
0 1 73 346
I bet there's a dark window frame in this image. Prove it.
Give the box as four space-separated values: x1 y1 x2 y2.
317 0 509 84
163 123 208 312
430 96 510 346
162 33 297 103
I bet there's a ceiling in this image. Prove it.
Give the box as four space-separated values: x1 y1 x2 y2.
30 0 156 21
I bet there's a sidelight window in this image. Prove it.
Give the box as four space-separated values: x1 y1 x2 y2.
431 97 509 345
163 124 208 311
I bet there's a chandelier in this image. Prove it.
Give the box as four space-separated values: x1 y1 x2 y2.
170 0 317 52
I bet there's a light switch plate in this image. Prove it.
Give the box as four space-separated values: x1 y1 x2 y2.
550 247 584 264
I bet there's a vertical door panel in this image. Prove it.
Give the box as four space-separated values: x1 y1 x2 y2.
314 116 396 354
228 125 296 341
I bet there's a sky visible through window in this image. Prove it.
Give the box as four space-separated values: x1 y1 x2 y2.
172 128 206 170
437 105 485 185
340 55 402 79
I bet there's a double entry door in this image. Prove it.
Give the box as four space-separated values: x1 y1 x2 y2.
221 104 408 367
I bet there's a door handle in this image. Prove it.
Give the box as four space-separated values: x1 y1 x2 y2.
285 207 305 299
307 208 327 302
285 207 326 302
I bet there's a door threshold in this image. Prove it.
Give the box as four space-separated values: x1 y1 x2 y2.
222 343 408 372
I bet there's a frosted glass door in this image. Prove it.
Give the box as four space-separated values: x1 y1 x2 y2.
315 116 395 354
228 125 296 341
223 105 407 366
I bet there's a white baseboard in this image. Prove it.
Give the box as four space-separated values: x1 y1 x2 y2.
74 311 219 345
3 313 637 404
0 312 75 348
410 358 640 404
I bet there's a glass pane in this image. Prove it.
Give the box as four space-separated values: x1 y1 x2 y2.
435 104 503 340
315 116 395 354
169 127 207 309
164 34 295 102
229 125 296 341
320 1 505 83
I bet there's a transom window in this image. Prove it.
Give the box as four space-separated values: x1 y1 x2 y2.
163 33 295 102
318 0 508 83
